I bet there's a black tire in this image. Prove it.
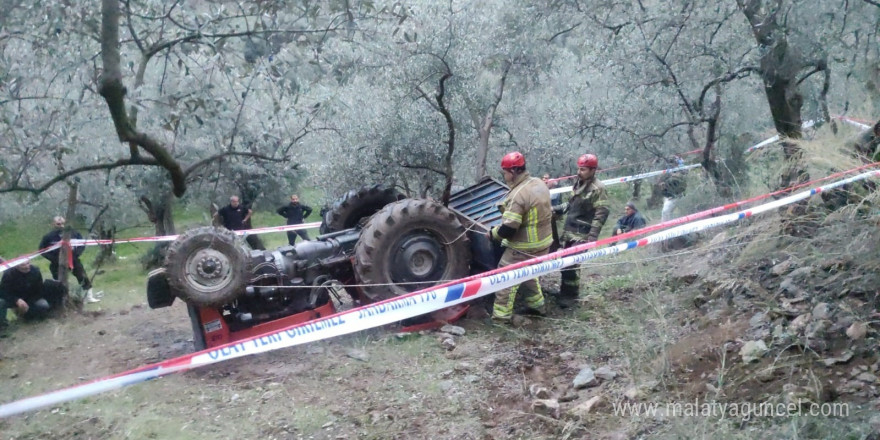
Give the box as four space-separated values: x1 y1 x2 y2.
164 226 249 307
353 199 471 301
146 268 175 308
320 185 405 234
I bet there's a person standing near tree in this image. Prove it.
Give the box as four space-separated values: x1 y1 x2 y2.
658 171 687 222
215 195 265 250
216 196 251 231
554 154 610 308
277 194 313 245
39 216 99 303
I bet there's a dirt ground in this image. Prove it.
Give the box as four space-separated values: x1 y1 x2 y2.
0 290 592 440
2 208 880 439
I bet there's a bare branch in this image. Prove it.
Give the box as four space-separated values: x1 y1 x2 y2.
226 68 260 152
796 60 827 85
414 85 441 112
183 152 288 179
400 163 446 175
697 66 759 112
0 157 161 194
99 0 186 196
548 22 582 42
436 72 456 203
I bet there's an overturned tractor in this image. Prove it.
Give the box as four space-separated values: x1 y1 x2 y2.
147 180 508 350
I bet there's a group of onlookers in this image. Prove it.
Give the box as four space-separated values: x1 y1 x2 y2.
0 216 100 332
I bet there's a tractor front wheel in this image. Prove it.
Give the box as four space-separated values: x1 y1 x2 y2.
164 226 249 307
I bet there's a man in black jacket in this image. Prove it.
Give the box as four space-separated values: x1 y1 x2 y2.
277 194 313 245
216 196 252 231
215 195 266 250
0 261 66 327
613 202 647 236
38 216 98 303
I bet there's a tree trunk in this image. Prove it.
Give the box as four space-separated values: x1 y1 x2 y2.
470 62 510 180
60 182 78 310
738 0 810 188
475 128 490 180
156 193 176 236
93 219 116 266
138 192 176 269
646 181 664 209
762 70 804 144
140 192 176 236
631 180 641 200
436 73 455 206
88 204 115 265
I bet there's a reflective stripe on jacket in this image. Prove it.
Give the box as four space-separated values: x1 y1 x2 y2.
496 172 553 251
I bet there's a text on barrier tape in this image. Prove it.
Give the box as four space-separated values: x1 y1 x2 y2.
1 167 878 418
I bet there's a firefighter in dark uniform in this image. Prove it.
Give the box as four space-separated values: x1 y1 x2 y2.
487 152 554 322
554 154 610 308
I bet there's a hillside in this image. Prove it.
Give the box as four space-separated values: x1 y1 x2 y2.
1 142 880 439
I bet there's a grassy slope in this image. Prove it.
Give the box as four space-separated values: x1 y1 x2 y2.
3 148 878 438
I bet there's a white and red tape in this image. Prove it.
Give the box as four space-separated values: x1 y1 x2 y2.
1 166 878 418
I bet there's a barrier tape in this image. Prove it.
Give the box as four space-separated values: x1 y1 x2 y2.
0 244 61 273
0 222 321 275
71 221 323 247
2 165 878 418
545 148 702 184
390 161 880 300
834 115 873 130
549 119 821 185
550 163 702 195
741 119 818 154
4 113 858 270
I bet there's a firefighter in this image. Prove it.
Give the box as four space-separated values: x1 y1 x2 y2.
554 154 610 308
487 152 554 322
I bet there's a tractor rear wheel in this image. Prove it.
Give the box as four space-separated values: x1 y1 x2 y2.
353 199 471 301
320 185 405 234
164 226 249 307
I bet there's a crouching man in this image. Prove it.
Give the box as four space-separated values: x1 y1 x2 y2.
613 202 647 236
0 261 66 329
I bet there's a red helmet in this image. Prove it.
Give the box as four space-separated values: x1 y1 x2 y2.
501 151 526 169
578 154 598 168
